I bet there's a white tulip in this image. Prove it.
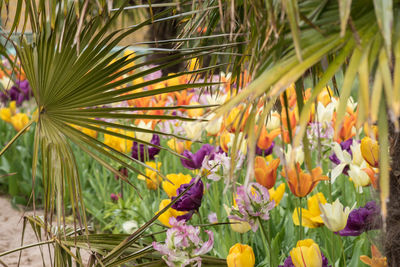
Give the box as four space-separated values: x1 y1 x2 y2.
320 199 352 232
135 121 153 143
348 164 371 187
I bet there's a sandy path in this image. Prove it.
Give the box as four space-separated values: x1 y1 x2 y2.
0 196 51 267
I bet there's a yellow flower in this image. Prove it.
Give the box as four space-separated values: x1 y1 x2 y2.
361 137 379 168
122 49 136 70
0 107 12 123
292 193 327 228
162 173 192 197
227 243 255 267
269 183 285 206
187 102 204 118
319 198 352 232
156 199 187 227
9 101 16 114
138 162 162 190
290 239 323 267
167 138 192 154
10 113 29 131
103 127 134 153
188 58 200 72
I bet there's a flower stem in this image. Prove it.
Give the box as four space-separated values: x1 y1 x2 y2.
258 218 273 267
338 235 346 266
298 197 304 240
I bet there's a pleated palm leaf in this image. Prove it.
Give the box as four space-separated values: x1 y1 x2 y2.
0 1 229 265
192 0 399 262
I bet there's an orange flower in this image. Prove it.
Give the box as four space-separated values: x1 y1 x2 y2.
257 127 280 150
280 84 298 108
281 163 329 197
360 245 387 267
334 112 357 142
317 86 334 106
254 157 280 189
175 90 194 107
219 130 231 153
363 167 378 189
225 105 249 133
281 107 297 130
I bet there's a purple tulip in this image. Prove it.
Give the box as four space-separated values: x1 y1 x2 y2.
339 201 381 236
1 80 32 106
256 141 274 156
131 134 160 162
329 138 353 175
172 178 204 213
180 144 216 170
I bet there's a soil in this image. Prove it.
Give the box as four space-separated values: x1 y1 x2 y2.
0 195 51 267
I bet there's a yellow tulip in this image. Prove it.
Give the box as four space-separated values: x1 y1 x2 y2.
9 101 16 114
138 162 162 190
187 102 204 118
103 127 134 153
227 243 255 267
156 199 187 227
292 193 327 228
0 107 12 123
361 137 379 168
269 183 286 206
290 239 323 267
10 113 29 131
162 173 192 197
167 138 192 154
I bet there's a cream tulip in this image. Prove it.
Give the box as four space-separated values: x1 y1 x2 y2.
319 198 352 232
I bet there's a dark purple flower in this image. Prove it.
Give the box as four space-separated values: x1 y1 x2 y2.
339 201 381 236
172 178 204 212
9 80 32 106
279 253 330 267
115 167 128 180
131 134 160 162
110 193 119 202
180 144 216 170
256 141 274 156
329 138 353 175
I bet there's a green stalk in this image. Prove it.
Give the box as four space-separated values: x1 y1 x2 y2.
298 197 304 240
338 235 346 266
258 218 273 267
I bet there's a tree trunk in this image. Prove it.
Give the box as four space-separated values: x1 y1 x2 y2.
385 121 400 266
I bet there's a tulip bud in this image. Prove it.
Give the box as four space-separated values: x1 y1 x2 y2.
227 243 255 267
360 137 379 168
290 239 323 267
254 157 280 189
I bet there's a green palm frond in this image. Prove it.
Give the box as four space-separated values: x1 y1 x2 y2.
0 1 236 265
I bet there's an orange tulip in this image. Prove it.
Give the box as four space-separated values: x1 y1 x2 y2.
281 107 297 130
317 86 334 106
254 157 280 189
175 90 194 107
281 163 329 197
280 84 298 108
257 127 280 150
219 130 231 153
360 245 387 267
334 112 357 142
